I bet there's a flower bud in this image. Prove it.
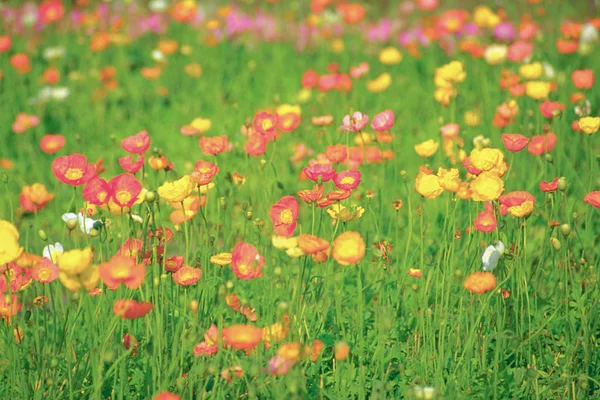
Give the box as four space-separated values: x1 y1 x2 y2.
38 229 48 241
550 237 561 251
66 219 78 231
557 177 567 191
225 280 234 289
144 191 157 203
245 211 253 220
545 154 553 164
559 224 571 237
189 300 199 314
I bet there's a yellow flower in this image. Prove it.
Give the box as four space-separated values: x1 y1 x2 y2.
286 247 305 258
367 73 392 93
484 45 507 65
184 63 203 78
354 132 372 146
0 220 24 265
190 118 211 134
518 62 543 80
435 61 466 83
578 117 600 134
158 175 194 203
415 173 444 199
330 38 345 53
59 266 99 293
464 110 480 126
276 104 301 117
327 204 365 223
469 172 504 202
456 182 471 200
414 140 439 158
272 235 298 250
331 231 366 266
437 168 461 193
469 148 505 172
474 6 500 28
525 81 551 100
379 47 403 65
508 200 534 217
56 247 93 276
210 252 232 266
434 86 457 106
297 88 312 104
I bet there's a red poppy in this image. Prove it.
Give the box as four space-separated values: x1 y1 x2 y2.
499 191 536 215
222 324 263 350
172 265 202 286
164 255 184 272
253 111 279 140
501 134 530 153
82 177 111 206
148 228 174 243
556 38 578 54
52 154 97 186
338 3 366 24
40 134 66 154
540 178 559 192
109 174 142 208
325 145 348 164
199 136 228 155
32 258 59 283
0 294 22 319
297 184 324 204
190 160 219 185
43 67 60 85
327 189 352 202
270 196 299 237
0 36 11 53
39 0 64 23
527 133 557 156
116 238 144 260
473 210 497 233
121 130 150 154
153 392 181 400
231 242 264 280
303 162 336 183
584 191 600 208
572 69 594 89
277 113 301 133
301 70 319 88
539 100 564 119
99 256 146 290
245 133 268 156
10 54 31 74
113 299 153 319
119 155 144 174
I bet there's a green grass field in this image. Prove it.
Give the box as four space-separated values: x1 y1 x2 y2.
1 1 600 399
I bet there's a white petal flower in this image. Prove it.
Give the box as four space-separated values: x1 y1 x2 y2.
62 213 78 223
131 214 144 224
482 241 505 271
43 242 64 263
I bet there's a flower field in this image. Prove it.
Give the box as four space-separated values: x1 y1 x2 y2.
1 0 600 398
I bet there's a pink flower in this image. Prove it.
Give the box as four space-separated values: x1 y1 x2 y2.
440 123 460 140
341 112 369 132
371 110 395 131
303 161 336 183
350 62 370 79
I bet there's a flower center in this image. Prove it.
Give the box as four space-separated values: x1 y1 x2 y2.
65 168 84 180
280 209 293 224
116 191 132 205
340 176 355 185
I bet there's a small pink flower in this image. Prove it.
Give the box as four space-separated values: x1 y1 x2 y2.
440 123 460 139
371 110 395 131
341 111 369 132
350 62 370 79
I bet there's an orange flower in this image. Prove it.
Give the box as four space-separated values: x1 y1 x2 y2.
82 177 111 206
164 256 184 273
32 258 59 283
501 133 530 153
334 342 350 360
584 192 600 209
473 210 497 233
10 54 31 74
199 136 229 155
332 231 366 266
99 255 146 290
311 340 324 361
571 69 594 89
121 130 150 154
0 294 22 320
40 134 66 154
148 155 173 171
172 265 202 286
39 0 64 23
222 324 263 350
231 242 264 280
191 160 219 186
338 3 365 24
0 35 11 53
253 111 279 140
464 271 497 294
113 299 153 319
52 154 97 186
19 183 55 213
270 196 299 237
153 392 181 400
210 253 232 266
528 133 557 156
42 67 60 84
408 268 422 278
297 184 324 204
108 174 142 208
171 0 196 22
297 234 330 255
141 67 162 80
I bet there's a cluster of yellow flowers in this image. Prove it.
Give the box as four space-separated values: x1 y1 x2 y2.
56 247 98 292
434 61 466 106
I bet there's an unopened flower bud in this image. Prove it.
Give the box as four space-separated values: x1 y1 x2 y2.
38 230 48 241
550 237 561 251
558 177 567 191
559 224 571 237
144 191 157 203
545 154 553 164
245 211 253 220
66 219 78 231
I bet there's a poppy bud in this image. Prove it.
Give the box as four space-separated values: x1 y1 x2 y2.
559 224 571 237
410 283 418 291
551 108 562 118
454 269 463 278
274 266 282 276
66 219 78 231
277 301 288 312
189 300 199 313
572 211 578 220
153 277 160 287
557 177 567 191
545 154 553 163
550 237 561 251
50 358 59 368
144 191 157 203
1 173 8 184
225 280 234 289
38 229 48 241
89 228 99 237
245 211 253 220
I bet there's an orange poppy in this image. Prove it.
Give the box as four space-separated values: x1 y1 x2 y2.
172 265 202 286
40 134 66 154
113 299 153 319
501 134 530 153
244 133 268 157
527 133 557 155
473 210 497 233
153 392 181 400
222 324 263 350
99 255 146 290
19 184 55 213
190 160 219 186
297 234 329 255
584 192 600 209
464 272 497 294
164 256 184 273
0 35 11 53
338 3 365 24
52 154 97 186
297 184 324 204
10 54 31 74
332 231 366 266
571 69 594 89
42 67 60 85
199 136 228 155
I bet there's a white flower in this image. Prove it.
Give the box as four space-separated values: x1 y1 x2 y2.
483 44 507 65
43 242 64 263
580 23 599 44
62 212 99 235
43 46 66 61
482 241 505 272
152 49 166 63
131 214 144 224
542 62 555 79
149 0 168 12
414 385 436 399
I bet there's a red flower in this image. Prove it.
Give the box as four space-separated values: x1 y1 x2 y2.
109 174 142 208
0 35 11 53
113 299 153 320
539 100 564 119
116 238 144 260
119 155 144 174
32 258 59 283
82 177 111 206
199 136 228 155
121 130 150 154
222 324 263 350
473 210 497 233
0 294 21 319
40 134 66 154
19 183 55 213
333 170 361 191
499 191 536 215
39 0 64 23
231 242 264 280
99 256 146 290
540 177 559 192
153 392 181 400
303 162 336 183
301 70 319 88
269 196 299 237
528 133 557 156
572 69 594 89
172 265 202 286
297 184 324 204
52 154 96 186
245 133 268 156
325 145 348 164
190 160 219 185
277 113 301 133
327 189 352 202
164 255 184 272
253 111 279 140
501 134 530 153
584 191 600 209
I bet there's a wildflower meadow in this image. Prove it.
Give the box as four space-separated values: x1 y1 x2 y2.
1 0 600 398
